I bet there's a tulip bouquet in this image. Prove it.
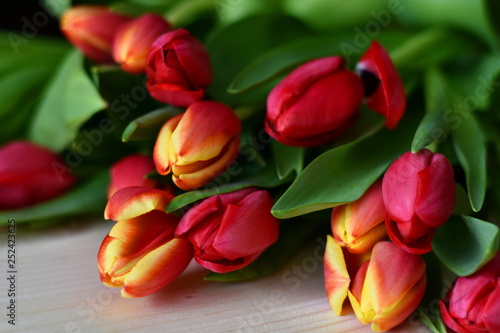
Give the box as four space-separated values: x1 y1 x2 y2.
2 0 500 332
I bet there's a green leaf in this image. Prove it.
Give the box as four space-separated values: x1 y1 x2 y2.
228 33 354 94
166 162 292 213
29 49 107 152
0 172 109 225
122 106 183 142
419 309 447 333
205 218 320 281
205 14 310 106
412 68 454 152
271 110 419 219
272 141 304 180
433 215 499 276
41 0 71 17
451 113 487 212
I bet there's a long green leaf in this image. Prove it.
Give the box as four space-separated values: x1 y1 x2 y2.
451 113 487 212
166 162 292 213
433 215 499 276
0 172 109 225
29 49 107 152
271 110 418 219
272 141 304 180
412 68 454 152
122 106 183 142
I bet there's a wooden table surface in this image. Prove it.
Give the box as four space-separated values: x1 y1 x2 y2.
0 219 429 333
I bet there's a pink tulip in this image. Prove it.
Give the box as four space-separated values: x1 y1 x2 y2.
99 186 192 298
265 57 363 147
382 149 455 254
60 5 131 63
0 141 76 210
107 154 158 199
146 29 212 107
175 188 279 273
356 41 406 129
439 252 500 333
113 13 172 73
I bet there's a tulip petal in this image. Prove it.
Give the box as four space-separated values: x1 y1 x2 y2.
371 276 426 332
170 101 241 165
356 41 406 130
415 153 455 227
324 235 351 316
107 154 157 198
385 217 434 254
104 187 174 221
383 150 433 222
121 237 193 297
153 114 183 176
173 137 240 191
213 190 278 260
362 242 426 316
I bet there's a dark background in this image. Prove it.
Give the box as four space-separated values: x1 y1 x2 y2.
3 2 63 37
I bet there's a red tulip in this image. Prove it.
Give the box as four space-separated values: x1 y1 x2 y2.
175 188 279 273
113 13 172 74
60 5 131 63
146 29 212 107
382 149 455 254
153 101 241 191
331 180 387 254
439 252 500 333
324 239 426 332
99 186 192 298
0 141 76 210
265 57 363 147
356 41 406 129
107 154 158 199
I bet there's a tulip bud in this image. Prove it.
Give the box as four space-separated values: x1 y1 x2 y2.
113 13 172 74
175 188 280 273
265 57 363 147
382 149 455 254
99 186 192 298
146 29 212 107
331 180 387 254
0 141 76 210
107 154 158 199
60 5 131 63
348 241 426 332
439 252 500 333
324 239 426 332
153 101 241 191
356 41 406 129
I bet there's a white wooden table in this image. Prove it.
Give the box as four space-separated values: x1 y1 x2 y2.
0 219 428 332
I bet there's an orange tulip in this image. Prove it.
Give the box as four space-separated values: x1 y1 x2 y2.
98 187 192 298
113 13 172 73
60 6 131 63
331 181 387 254
324 239 426 331
153 101 241 191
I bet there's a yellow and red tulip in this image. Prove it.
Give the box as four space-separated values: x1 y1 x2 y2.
382 149 456 254
0 141 76 210
153 101 241 191
98 186 192 297
107 154 159 199
356 41 406 129
113 13 172 74
60 5 131 63
439 252 500 333
331 180 387 254
146 29 212 107
324 239 426 332
175 188 279 273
